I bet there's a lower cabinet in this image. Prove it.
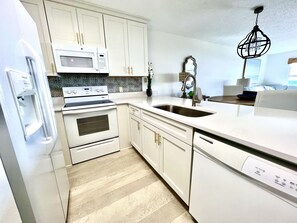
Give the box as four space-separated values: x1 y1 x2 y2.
117 104 131 150
159 129 192 204
130 106 193 205
142 121 160 171
130 114 142 153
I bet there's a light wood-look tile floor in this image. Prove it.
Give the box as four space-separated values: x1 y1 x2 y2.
67 148 195 223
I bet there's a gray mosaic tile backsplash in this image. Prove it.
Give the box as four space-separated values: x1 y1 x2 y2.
48 74 143 97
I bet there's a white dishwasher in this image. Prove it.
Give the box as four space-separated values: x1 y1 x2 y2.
189 131 297 223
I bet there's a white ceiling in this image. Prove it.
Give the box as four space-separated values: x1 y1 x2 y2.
80 0 297 55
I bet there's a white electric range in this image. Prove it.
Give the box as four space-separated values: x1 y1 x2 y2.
62 86 119 164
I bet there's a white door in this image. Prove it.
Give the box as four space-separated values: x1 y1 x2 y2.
104 15 129 76
127 21 148 76
130 115 142 153
159 130 192 204
76 8 105 48
45 1 79 45
141 121 160 172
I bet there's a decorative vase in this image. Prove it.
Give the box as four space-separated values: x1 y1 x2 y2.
146 88 152 97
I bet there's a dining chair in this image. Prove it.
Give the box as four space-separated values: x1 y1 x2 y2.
254 90 297 111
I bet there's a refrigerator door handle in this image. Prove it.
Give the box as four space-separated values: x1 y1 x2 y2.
20 40 57 152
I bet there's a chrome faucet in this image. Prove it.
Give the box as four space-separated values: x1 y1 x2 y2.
182 74 201 106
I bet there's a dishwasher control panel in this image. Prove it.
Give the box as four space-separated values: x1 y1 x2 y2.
242 157 297 199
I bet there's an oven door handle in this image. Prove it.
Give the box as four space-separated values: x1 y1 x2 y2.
62 105 117 115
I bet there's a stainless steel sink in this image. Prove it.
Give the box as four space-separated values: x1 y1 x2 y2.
153 105 213 117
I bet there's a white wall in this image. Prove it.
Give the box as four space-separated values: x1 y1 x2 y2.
147 30 243 97
261 50 297 85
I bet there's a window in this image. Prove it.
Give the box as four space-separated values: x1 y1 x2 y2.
288 63 297 86
288 58 297 86
245 59 261 85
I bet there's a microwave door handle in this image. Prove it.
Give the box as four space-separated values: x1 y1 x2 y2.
21 40 57 151
95 53 99 72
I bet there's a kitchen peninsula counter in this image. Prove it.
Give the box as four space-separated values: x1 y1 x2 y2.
52 95 297 164
113 96 297 164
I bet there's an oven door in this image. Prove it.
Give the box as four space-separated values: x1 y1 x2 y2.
62 106 118 148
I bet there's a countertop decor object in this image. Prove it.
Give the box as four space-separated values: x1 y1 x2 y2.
237 6 271 59
237 90 257 100
146 62 154 97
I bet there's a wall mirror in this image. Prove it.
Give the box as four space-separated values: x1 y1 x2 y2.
182 56 197 89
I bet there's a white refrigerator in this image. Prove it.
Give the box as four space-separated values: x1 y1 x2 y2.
0 0 69 222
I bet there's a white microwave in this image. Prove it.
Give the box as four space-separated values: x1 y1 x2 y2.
52 44 109 74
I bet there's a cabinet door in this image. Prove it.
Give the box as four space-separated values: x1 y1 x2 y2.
142 121 160 172
22 0 57 76
117 105 131 150
130 115 142 153
76 8 105 48
45 1 79 45
159 130 192 204
127 21 148 76
103 15 129 76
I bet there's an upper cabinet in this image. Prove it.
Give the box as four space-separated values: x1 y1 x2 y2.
45 1 105 48
104 15 148 76
22 0 148 76
21 0 57 76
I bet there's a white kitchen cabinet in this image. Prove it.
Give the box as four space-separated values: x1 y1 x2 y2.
55 111 72 166
130 115 142 153
21 0 57 76
45 1 105 48
104 15 148 76
117 105 131 150
129 105 142 153
142 121 160 171
159 129 192 204
139 109 193 204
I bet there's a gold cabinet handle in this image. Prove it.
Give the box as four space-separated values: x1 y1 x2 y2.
154 132 157 143
127 66 131 74
158 133 161 145
137 121 140 130
131 66 133 75
76 33 80 44
81 33 84 45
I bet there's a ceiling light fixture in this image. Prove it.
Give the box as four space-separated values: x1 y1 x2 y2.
237 6 271 59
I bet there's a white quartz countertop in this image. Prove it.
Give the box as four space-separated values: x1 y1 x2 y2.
52 94 297 164
114 96 297 164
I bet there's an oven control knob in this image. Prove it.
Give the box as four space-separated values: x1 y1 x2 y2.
73 90 77 94
67 90 72 94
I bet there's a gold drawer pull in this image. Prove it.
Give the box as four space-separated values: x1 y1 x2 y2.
158 133 161 145
81 33 84 45
76 33 80 44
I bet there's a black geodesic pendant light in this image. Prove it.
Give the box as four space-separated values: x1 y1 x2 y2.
237 6 271 59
